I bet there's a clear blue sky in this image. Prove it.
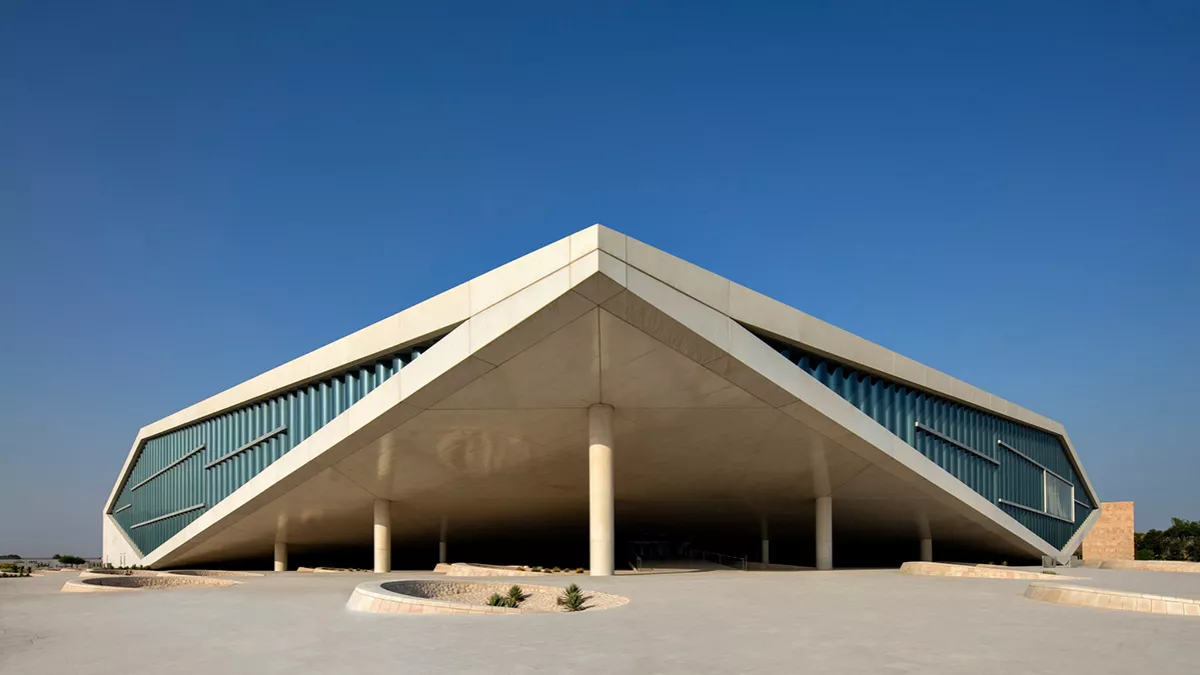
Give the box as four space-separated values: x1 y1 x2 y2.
2 1 1197 556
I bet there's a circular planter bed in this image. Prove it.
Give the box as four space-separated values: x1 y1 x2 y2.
80 569 159 578
347 579 629 615
62 573 240 593
444 563 587 577
166 570 263 577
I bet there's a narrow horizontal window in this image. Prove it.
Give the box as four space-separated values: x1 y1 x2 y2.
204 426 287 469
130 503 206 529
915 422 1000 466
998 498 1074 524
130 444 206 491
996 440 1070 483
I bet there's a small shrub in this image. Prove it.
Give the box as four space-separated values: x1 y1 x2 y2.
551 567 561 574
1043 570 1058 575
575 568 585 574
486 593 518 608
557 583 586 612
506 585 525 605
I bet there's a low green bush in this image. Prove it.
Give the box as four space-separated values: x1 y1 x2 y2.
487 591 520 609
557 583 585 612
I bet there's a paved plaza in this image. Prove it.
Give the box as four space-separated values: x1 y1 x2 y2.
3 566 1199 674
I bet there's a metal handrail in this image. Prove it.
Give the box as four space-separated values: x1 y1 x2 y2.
688 548 748 571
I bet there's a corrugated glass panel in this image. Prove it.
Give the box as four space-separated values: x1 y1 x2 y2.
750 329 1092 550
110 334 445 556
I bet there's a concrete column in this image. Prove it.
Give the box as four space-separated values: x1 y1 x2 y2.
815 495 833 571
373 499 391 574
920 537 933 562
439 516 449 564
589 403 615 577
273 540 288 572
760 515 770 565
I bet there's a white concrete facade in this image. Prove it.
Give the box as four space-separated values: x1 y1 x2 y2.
103 225 1099 570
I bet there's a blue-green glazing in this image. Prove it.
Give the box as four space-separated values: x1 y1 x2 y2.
110 338 442 556
753 332 1092 550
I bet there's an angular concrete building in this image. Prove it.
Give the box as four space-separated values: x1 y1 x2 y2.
103 226 1099 573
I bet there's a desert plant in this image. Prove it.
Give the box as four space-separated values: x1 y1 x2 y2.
487 592 519 608
506 585 525 605
575 568 585 574
1043 570 1058 575
557 583 586 612
551 567 561 573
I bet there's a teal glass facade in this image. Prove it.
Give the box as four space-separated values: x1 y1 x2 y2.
754 332 1092 550
110 338 442 556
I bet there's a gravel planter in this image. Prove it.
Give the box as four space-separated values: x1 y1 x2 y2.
63 574 240 592
80 569 159 577
347 580 629 615
167 570 264 577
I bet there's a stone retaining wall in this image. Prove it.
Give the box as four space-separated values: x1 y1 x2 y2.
1098 559 1200 574
444 563 549 577
1026 582 1200 617
900 561 1078 580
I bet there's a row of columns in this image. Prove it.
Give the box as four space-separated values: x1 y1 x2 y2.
272 403 933 574
758 497 833 571
273 504 447 573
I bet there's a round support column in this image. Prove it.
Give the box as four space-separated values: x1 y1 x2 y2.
815 495 833 571
374 499 391 574
274 541 287 572
760 515 770 565
920 537 933 562
439 516 449 564
589 404 615 577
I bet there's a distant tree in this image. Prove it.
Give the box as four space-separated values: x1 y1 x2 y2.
0 554 20 560
55 555 87 566
1133 519 1200 562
